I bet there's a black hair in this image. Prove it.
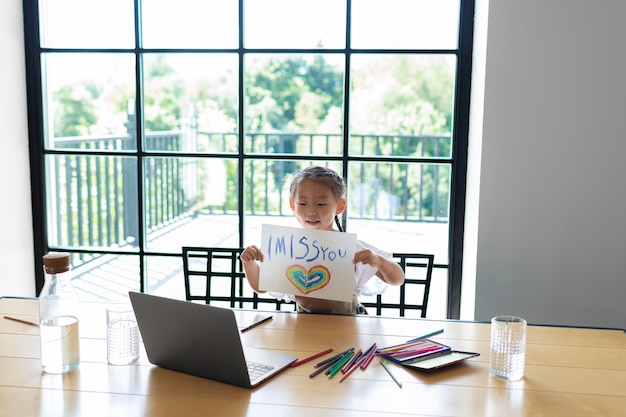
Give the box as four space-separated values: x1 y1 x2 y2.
289 165 346 232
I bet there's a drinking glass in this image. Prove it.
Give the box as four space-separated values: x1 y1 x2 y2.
106 304 139 365
489 315 526 380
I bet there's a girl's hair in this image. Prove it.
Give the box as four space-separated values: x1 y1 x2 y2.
289 165 346 232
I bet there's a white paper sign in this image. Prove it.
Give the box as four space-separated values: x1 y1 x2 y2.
258 224 357 303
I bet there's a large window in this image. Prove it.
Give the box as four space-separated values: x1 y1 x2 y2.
24 0 474 319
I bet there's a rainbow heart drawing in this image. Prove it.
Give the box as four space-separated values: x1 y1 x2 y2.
285 264 331 294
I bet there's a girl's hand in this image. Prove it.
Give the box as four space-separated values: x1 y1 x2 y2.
353 248 381 268
241 245 264 263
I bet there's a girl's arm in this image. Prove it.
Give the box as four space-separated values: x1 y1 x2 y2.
240 245 266 293
353 248 405 286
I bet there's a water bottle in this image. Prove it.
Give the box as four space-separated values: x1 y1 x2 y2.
38 252 81 373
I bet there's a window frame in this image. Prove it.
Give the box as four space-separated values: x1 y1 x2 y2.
23 0 475 319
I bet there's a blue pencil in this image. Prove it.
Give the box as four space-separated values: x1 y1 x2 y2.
407 329 444 342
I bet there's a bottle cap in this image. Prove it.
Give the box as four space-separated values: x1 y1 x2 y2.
43 252 71 274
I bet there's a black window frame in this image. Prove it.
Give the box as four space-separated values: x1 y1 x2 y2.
23 0 475 319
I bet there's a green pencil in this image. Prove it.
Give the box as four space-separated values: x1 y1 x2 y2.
380 358 402 388
327 351 355 378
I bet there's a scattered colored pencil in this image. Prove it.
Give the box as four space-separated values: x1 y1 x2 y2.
339 354 368 383
360 344 378 370
315 347 354 368
240 315 273 333
291 348 334 367
327 351 354 378
309 358 339 378
380 358 402 388
341 348 362 373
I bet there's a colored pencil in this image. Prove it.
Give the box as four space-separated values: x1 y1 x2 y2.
380 358 402 388
315 347 354 367
360 344 378 370
3 315 39 327
327 351 354 378
310 356 341 378
407 329 444 342
339 354 368 383
240 315 273 333
378 340 427 354
341 348 362 373
291 348 334 367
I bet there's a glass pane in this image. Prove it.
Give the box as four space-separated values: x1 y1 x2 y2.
351 0 460 50
244 0 346 49
144 157 239 251
39 0 135 48
45 154 139 250
142 54 239 153
71 254 140 303
349 54 455 159
360 266 447 319
142 0 238 48
347 161 450 255
245 54 345 155
42 53 136 151
146 255 187 299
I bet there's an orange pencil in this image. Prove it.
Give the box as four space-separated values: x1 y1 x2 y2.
341 348 361 373
339 354 368 383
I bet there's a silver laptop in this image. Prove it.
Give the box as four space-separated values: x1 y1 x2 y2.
128 291 297 388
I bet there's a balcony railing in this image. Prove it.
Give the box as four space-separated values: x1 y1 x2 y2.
50 131 450 268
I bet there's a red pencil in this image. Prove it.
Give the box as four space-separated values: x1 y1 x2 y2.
291 348 334 367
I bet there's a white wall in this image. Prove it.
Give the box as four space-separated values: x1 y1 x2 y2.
0 0 35 297
473 0 626 329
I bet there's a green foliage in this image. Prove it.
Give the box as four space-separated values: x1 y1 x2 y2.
51 52 454 232
53 85 98 137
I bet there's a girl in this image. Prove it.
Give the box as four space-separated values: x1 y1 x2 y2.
241 166 405 314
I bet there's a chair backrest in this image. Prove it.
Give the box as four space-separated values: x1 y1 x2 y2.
361 253 434 318
181 246 295 311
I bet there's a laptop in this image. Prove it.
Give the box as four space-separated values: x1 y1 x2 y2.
128 291 297 388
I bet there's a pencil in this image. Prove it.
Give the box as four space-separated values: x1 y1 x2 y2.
380 358 402 388
407 329 444 342
341 348 362 373
360 344 378 370
240 315 273 333
309 356 341 378
327 351 354 378
3 315 39 327
339 354 368 383
378 340 427 354
291 348 334 367
315 347 354 367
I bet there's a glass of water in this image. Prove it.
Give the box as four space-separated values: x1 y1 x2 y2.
106 304 140 365
489 315 527 381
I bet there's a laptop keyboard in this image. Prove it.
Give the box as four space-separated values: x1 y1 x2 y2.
246 361 275 381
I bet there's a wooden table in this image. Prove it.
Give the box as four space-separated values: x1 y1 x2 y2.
1 297 624 417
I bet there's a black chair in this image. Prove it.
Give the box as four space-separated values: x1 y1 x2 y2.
181 246 295 311
361 253 434 318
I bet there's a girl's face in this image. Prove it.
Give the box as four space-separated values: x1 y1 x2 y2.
289 179 346 231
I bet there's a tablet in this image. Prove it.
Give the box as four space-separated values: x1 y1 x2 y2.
401 351 480 371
